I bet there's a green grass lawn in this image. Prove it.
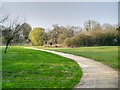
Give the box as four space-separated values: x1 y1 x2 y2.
41 46 119 71
2 46 82 88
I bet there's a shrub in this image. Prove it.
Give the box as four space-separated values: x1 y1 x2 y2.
64 38 76 47
64 29 118 47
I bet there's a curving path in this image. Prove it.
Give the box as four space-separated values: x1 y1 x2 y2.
25 47 118 88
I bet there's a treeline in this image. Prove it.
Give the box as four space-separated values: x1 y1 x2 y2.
34 20 119 47
1 20 119 47
65 30 119 47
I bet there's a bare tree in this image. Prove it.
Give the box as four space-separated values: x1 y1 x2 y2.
0 6 9 46
3 21 25 53
0 4 26 53
84 20 101 31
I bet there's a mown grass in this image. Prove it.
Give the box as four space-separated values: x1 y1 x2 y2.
42 46 119 71
2 46 82 88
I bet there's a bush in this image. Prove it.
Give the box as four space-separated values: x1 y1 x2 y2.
64 38 76 47
95 30 118 46
64 30 118 47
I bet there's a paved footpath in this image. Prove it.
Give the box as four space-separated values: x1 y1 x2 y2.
25 47 118 88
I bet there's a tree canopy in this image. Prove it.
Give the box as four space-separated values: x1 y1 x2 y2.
29 27 45 46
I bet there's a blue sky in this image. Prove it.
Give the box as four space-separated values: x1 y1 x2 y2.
2 2 118 29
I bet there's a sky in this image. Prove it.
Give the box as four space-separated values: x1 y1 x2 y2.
1 2 118 29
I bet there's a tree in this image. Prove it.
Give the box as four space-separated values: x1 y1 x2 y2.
0 7 26 53
84 20 92 31
2 22 31 46
13 23 32 44
46 25 77 45
84 20 101 31
29 27 45 46
92 23 102 31
46 25 62 45
0 13 26 53
0 8 9 46
50 24 61 44
3 22 26 53
21 23 32 42
58 33 68 44
64 38 75 47
102 23 115 31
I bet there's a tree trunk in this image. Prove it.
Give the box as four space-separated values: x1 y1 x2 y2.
4 39 11 53
4 42 9 53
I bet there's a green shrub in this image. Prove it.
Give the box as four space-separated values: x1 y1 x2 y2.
64 30 118 47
